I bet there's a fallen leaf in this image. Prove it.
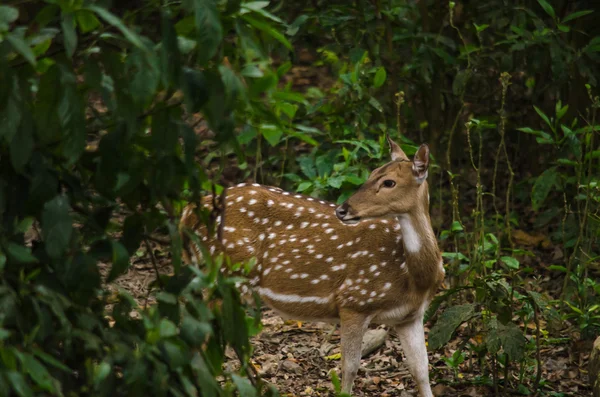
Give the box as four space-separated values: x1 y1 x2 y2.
325 353 341 361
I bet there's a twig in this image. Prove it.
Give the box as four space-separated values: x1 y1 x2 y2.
531 298 542 397
143 238 164 309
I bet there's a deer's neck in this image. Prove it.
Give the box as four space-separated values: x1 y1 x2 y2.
397 209 442 290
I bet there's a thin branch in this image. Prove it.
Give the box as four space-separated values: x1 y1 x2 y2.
143 238 164 309
531 299 542 397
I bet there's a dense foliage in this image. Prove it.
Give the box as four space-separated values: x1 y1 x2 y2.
0 0 598 395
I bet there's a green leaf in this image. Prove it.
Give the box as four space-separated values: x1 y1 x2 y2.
161 12 182 88
373 67 386 88
526 291 547 311
368 96 383 113
232 374 257 397
315 153 334 177
0 328 10 340
297 181 312 192
298 157 316 179
0 79 21 143
88 5 145 50
191 354 220 397
129 49 160 106
42 195 73 258
168 220 182 274
7 243 38 264
242 14 292 50
451 221 463 232
93 361 111 389
561 10 593 23
428 304 477 350
107 241 130 282
180 315 212 345
61 12 77 58
327 175 344 189
486 319 527 361
474 23 489 33
261 124 283 146
159 319 179 338
531 166 558 211
6 33 36 66
0 5 19 31
19 353 56 392
10 116 34 172
32 349 72 373
241 2 282 23
194 0 223 64
534 106 552 130
237 125 257 145
75 10 100 33
0 251 6 271
220 65 245 105
537 0 555 18
344 174 365 185
6 371 33 397
556 104 569 121
500 256 520 270
548 264 567 272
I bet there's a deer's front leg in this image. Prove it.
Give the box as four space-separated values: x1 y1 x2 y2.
395 319 433 397
339 309 371 395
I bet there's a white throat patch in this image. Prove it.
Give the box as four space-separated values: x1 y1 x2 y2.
398 215 422 253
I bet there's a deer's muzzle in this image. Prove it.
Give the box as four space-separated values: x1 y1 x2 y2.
336 202 361 224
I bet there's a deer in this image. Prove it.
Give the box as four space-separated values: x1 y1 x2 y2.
179 136 445 397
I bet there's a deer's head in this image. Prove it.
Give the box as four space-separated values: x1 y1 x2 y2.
336 136 430 224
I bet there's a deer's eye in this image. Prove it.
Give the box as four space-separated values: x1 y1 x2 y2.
382 180 396 188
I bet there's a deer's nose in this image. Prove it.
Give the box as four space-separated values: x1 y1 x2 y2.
335 203 349 220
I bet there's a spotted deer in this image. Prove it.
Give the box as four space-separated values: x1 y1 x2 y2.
180 136 444 397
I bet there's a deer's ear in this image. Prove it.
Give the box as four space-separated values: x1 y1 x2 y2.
412 144 429 183
386 134 409 161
